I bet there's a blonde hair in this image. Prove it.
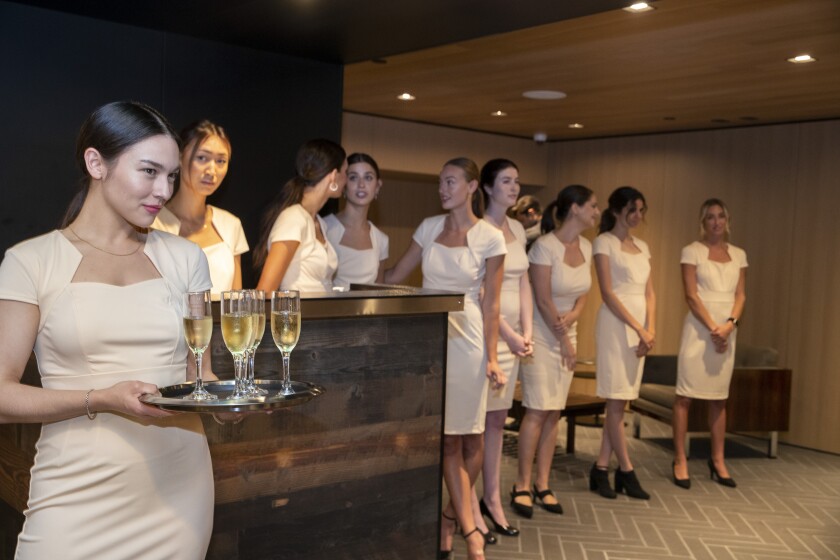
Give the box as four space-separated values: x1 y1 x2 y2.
698 198 731 239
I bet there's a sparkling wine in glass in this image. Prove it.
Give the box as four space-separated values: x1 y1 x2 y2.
245 289 268 396
221 290 254 399
271 290 301 395
183 291 217 400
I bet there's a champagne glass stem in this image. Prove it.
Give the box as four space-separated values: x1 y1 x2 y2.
194 350 205 393
282 352 293 395
231 354 248 398
248 350 255 385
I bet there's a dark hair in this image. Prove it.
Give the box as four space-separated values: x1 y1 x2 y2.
254 138 346 269
61 100 179 227
599 186 647 233
441 157 481 216
179 120 231 188
541 184 594 233
479 158 519 217
347 152 380 178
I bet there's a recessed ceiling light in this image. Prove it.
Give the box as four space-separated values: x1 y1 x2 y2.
490 110 507 117
787 54 816 64
522 90 566 100
623 2 655 13
568 123 584 129
397 92 416 101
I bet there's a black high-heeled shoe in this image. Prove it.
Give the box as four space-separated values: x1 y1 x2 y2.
614 468 650 500
439 511 457 559
708 458 737 488
509 485 533 519
672 460 691 489
480 529 497 546
589 463 617 499
532 484 563 514
479 498 520 536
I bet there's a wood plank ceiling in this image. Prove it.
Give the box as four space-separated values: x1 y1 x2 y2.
343 0 840 140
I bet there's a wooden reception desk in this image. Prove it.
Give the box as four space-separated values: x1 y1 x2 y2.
0 286 462 560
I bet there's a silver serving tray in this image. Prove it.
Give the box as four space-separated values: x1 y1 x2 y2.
140 379 324 413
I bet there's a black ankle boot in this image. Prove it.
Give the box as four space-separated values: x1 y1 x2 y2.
589 463 617 499
614 468 650 500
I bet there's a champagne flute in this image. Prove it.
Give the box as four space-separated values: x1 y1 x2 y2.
271 290 301 395
182 291 217 400
245 289 268 396
221 290 254 399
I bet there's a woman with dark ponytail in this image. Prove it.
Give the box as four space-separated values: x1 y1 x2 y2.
0 101 215 558
255 139 347 292
512 185 600 518
589 186 656 500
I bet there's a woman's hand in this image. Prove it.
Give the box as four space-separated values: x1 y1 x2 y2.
709 322 733 353
560 337 577 371
636 328 655 357
552 312 572 336
486 360 507 390
95 381 176 419
504 331 533 357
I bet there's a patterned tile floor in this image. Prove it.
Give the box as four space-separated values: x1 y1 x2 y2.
446 414 840 560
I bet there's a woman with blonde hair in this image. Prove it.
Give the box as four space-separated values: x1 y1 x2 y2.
672 198 747 489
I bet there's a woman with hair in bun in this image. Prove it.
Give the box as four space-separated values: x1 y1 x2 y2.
385 157 506 560
590 186 655 500
512 185 599 518
0 101 214 558
255 139 347 292
152 120 248 294
323 153 389 289
470 158 532 544
672 198 747 489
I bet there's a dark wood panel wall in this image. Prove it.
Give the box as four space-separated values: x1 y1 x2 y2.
0 0 343 287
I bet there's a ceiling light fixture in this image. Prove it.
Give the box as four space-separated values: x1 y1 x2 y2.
397 92 416 101
490 110 507 117
787 54 816 64
623 2 655 13
522 90 566 100
568 123 584 129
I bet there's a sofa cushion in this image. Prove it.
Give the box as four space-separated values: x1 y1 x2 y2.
637 383 676 408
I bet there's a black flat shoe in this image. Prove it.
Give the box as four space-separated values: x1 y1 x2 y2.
708 458 737 488
532 485 563 514
481 530 497 546
672 460 691 490
589 463 617 499
479 498 520 536
509 485 533 519
615 468 650 500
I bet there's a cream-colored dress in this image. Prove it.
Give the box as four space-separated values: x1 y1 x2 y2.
268 204 337 293
413 216 507 434
594 232 651 400
152 205 248 295
486 218 529 412
0 230 214 560
323 214 389 289
521 234 592 410
676 241 748 399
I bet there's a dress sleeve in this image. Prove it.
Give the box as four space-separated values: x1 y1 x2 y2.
734 245 748 268
580 236 593 263
412 217 434 249
268 206 307 245
375 227 390 261
0 249 38 305
527 236 553 266
592 234 610 257
482 224 508 259
187 243 213 292
680 243 699 265
230 218 249 256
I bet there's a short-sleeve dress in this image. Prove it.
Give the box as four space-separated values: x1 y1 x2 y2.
413 216 507 434
152 205 249 295
676 241 748 399
594 232 652 400
0 230 214 560
486 218 529 412
520 233 593 410
267 204 337 293
323 214 389 289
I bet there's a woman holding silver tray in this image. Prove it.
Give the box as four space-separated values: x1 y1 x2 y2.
0 101 215 559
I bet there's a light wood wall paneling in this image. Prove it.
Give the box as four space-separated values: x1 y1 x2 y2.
342 112 548 186
786 120 840 452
